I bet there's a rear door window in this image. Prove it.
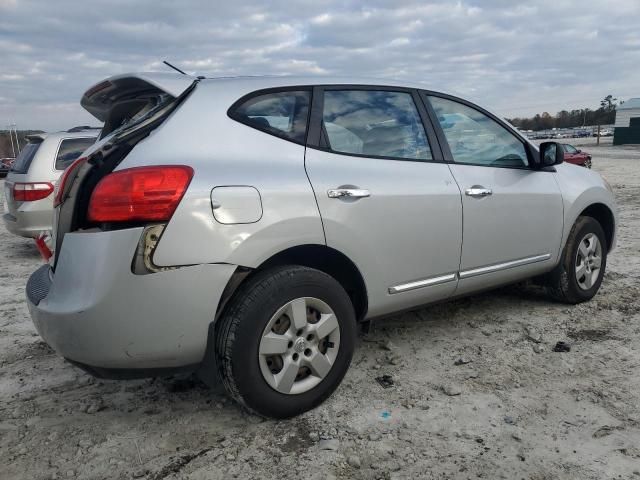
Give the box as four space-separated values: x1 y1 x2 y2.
55 137 96 170
229 90 310 143
10 141 42 173
321 90 432 161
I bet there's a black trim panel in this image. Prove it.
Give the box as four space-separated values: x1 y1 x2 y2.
26 264 51 306
66 358 199 380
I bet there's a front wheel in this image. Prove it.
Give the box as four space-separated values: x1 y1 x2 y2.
214 265 356 418
545 216 607 303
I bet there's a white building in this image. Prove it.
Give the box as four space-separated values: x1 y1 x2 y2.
614 98 640 144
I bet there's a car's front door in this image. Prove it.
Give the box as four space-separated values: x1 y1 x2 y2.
305 87 462 318
423 94 564 295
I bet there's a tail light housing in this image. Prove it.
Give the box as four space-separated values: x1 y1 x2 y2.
13 182 54 202
54 156 88 207
88 165 193 223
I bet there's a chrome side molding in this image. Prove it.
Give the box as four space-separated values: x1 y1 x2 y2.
388 253 552 294
388 273 457 294
458 253 551 279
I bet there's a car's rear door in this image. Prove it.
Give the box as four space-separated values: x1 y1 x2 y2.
422 93 564 296
304 86 462 318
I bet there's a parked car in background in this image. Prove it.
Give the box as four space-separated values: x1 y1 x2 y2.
0 157 15 177
562 143 592 168
593 129 613 137
3 127 99 237
26 74 617 418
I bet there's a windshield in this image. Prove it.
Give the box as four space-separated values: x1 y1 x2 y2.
10 141 42 174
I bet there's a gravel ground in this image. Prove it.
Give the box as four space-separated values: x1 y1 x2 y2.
1 139 639 480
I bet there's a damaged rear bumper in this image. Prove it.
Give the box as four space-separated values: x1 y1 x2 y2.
26 227 236 371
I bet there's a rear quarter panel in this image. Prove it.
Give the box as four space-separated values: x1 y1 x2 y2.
118 82 325 268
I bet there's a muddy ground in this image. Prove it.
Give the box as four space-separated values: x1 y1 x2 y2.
1 138 639 480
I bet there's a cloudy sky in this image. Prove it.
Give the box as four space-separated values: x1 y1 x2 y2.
1 0 639 131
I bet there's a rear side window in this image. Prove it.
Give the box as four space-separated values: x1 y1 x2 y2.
55 137 96 170
229 90 310 143
10 141 42 174
321 90 432 161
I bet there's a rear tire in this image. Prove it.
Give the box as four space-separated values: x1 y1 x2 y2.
214 265 356 418
545 216 607 303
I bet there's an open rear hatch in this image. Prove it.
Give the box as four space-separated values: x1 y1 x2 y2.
81 72 196 136
52 72 198 268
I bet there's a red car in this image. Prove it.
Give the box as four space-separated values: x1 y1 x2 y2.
0 157 15 177
562 144 592 168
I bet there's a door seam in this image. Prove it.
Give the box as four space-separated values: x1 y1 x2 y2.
303 145 328 246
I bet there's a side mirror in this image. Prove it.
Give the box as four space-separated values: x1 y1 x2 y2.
538 142 564 168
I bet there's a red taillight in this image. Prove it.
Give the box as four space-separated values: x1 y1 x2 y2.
88 165 193 223
54 156 88 207
13 182 54 202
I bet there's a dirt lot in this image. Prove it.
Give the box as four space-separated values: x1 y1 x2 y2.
1 139 639 480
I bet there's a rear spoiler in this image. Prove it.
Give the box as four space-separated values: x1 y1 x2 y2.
80 72 196 122
25 134 46 143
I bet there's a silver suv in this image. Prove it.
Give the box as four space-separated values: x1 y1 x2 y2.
26 73 617 418
3 128 98 237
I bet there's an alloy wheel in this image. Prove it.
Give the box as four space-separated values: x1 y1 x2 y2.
258 297 341 395
575 233 602 290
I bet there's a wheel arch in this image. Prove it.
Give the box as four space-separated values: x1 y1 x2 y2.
216 244 368 323
578 203 615 252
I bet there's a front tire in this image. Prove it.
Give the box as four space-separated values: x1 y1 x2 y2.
546 216 607 303
215 265 356 418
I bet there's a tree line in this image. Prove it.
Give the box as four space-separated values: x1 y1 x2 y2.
507 95 619 131
0 130 44 158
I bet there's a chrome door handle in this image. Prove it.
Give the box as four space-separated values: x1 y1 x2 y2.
327 188 370 199
465 186 492 198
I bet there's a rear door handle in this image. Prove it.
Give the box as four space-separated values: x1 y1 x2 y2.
327 188 370 199
465 186 492 198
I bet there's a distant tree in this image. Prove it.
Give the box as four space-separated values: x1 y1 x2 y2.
600 95 618 112
540 112 554 130
0 130 44 158
506 97 619 131
598 95 618 125
556 110 570 128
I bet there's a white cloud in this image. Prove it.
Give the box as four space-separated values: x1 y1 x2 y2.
388 37 410 47
311 13 332 25
0 0 638 130
0 73 23 81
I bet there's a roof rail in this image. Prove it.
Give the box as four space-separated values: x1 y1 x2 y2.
66 125 101 133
